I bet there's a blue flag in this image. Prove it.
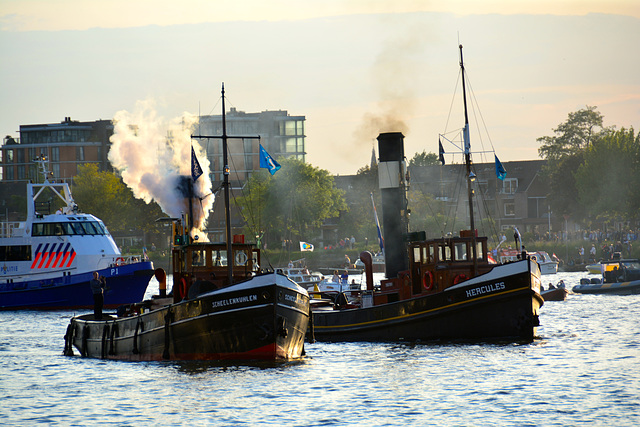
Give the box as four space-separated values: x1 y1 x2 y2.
191 146 203 181
438 138 446 165
259 144 281 175
495 155 507 180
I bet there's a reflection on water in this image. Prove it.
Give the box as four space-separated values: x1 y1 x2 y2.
1 272 639 425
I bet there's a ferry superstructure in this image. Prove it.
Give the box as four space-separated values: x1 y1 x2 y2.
0 158 154 310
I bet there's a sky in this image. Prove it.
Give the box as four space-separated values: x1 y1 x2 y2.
1 0 639 176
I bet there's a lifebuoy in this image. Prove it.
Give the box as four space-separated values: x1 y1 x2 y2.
423 271 434 291
115 257 125 266
235 251 248 266
179 277 188 300
453 274 468 285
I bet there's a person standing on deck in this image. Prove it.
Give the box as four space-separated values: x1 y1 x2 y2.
90 271 106 320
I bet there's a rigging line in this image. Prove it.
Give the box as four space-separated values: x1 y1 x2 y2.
443 165 465 236
460 69 487 165
443 68 463 136
416 182 445 236
464 71 497 162
468 162 501 247
227 145 262 241
206 95 222 117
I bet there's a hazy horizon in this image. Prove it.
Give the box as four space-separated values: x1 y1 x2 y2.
1 2 638 175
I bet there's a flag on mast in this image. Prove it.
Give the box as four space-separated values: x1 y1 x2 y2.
495 155 507 180
259 144 281 175
371 192 384 253
438 138 446 165
191 146 203 181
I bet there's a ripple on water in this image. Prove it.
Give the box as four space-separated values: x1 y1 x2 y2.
1 274 639 425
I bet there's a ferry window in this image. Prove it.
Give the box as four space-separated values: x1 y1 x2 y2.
429 245 435 262
61 223 75 235
32 224 43 236
81 222 98 235
0 245 31 261
42 223 56 236
94 222 107 235
92 222 106 235
421 247 428 263
476 242 484 260
71 222 85 235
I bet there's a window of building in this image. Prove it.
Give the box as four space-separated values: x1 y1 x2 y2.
17 165 25 180
6 149 13 162
16 149 24 163
503 178 518 194
5 166 13 180
504 202 515 216
51 147 59 162
76 146 84 161
527 197 546 219
243 139 253 170
53 163 60 178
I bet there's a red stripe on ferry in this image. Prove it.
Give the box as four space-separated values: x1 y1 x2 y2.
37 244 50 269
44 246 58 268
66 250 76 267
51 252 63 268
31 253 42 269
30 244 43 269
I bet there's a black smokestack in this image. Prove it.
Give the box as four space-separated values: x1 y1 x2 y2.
377 132 409 279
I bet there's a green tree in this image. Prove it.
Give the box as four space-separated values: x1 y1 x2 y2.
335 163 380 246
574 127 640 221
537 106 604 161
409 150 439 167
236 158 346 247
537 106 607 218
72 164 164 235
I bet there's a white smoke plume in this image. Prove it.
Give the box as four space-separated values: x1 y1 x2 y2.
109 100 214 241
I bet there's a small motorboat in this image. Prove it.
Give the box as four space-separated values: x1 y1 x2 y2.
574 258 640 295
541 281 568 301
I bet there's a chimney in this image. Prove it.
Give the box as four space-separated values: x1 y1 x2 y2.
377 132 409 279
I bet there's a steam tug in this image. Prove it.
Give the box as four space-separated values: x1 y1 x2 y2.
64 85 310 361
311 47 543 342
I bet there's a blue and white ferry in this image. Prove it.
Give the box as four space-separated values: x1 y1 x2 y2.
0 158 154 310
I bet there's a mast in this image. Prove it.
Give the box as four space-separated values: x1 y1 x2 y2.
191 84 260 286
459 44 478 275
221 84 233 284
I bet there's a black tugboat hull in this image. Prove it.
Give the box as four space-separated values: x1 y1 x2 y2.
312 260 543 342
65 274 310 361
